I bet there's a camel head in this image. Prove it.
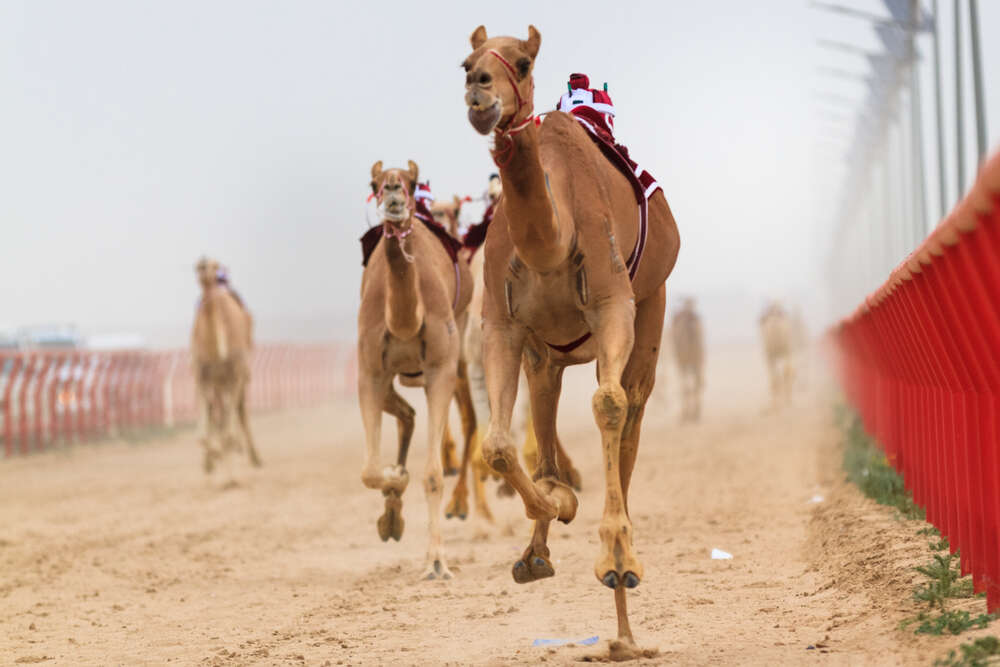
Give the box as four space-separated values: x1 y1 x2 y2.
371 160 420 227
462 25 540 135
430 196 463 236
195 256 220 290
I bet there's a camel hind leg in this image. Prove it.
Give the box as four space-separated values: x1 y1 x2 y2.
447 360 492 521
421 362 457 580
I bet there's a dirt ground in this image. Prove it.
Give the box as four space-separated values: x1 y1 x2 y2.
0 342 992 666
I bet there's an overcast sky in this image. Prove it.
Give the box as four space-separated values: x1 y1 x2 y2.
2 1 997 346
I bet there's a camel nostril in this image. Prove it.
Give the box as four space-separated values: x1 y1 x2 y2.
478 72 492 85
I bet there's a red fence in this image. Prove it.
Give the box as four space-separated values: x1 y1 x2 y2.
0 343 357 459
832 149 1000 613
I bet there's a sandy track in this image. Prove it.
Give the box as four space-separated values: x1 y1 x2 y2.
0 343 988 665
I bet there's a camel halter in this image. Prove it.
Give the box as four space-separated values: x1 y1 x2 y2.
486 49 537 168
374 178 416 262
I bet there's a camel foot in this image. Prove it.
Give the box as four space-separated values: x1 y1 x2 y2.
377 491 404 542
511 545 555 584
595 519 643 588
607 638 657 662
444 485 469 520
496 480 516 498
534 477 578 523
420 558 453 581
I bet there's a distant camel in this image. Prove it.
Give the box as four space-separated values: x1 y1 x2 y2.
357 160 473 580
191 257 261 476
671 298 704 422
760 301 795 408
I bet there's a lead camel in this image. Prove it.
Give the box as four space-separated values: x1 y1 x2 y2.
460 26 680 654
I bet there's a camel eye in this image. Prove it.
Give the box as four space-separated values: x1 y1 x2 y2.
461 61 471 73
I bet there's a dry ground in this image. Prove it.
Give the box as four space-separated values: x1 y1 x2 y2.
0 342 991 665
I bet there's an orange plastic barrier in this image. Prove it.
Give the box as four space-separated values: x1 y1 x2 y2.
0 343 355 458
832 149 1000 612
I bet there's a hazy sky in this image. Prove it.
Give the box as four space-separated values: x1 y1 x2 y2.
2 1 997 345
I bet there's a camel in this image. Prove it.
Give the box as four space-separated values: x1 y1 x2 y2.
461 26 680 652
671 298 704 423
429 196 464 238
357 160 473 580
190 257 261 476
759 301 795 408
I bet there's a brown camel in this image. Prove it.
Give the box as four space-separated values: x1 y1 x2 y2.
671 298 705 423
461 26 680 652
191 257 260 476
760 301 795 408
357 160 473 580
429 196 464 238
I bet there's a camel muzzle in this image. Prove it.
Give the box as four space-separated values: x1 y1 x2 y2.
468 102 501 135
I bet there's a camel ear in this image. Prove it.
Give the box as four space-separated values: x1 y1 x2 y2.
370 160 383 193
407 160 419 186
470 25 487 49
523 25 540 59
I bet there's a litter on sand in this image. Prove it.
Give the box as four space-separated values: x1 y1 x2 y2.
711 548 733 560
809 494 824 503
532 636 600 647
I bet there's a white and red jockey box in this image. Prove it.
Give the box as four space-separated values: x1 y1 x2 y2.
556 73 616 139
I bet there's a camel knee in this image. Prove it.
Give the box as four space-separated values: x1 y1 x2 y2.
424 469 444 496
592 384 628 432
482 429 517 474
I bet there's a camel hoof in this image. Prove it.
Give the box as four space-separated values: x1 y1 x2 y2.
422 560 453 580
496 481 516 498
377 492 404 542
623 571 640 588
602 571 619 589
512 553 555 584
444 493 469 521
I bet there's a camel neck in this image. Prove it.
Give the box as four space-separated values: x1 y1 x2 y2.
383 225 424 341
497 123 570 272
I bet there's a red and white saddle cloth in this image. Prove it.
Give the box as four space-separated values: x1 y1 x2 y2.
555 73 661 281
539 74 662 353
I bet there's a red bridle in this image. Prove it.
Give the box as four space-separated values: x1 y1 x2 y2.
486 49 538 168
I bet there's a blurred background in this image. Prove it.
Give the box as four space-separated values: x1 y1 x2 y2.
1 0 997 347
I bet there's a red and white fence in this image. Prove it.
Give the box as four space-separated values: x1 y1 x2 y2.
832 149 1000 612
0 343 357 459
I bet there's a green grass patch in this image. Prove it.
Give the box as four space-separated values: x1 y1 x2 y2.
837 406 924 520
935 636 1000 666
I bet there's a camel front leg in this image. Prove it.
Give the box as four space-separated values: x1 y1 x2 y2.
586 296 641 592
421 362 457 579
378 384 415 542
194 380 216 474
605 285 665 652
480 319 573 524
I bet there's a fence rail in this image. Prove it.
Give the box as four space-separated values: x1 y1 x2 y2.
0 343 357 458
832 149 1000 612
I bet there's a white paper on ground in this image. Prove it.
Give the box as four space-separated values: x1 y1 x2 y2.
711 548 733 560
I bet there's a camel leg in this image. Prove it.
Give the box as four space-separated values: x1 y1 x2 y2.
447 360 489 521
441 421 460 477
236 383 262 467
359 371 403 491
379 384 415 542
480 319 574 526
606 285 665 652
586 295 642 591
421 363 456 580
512 354 572 584
195 381 216 474
218 386 240 485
